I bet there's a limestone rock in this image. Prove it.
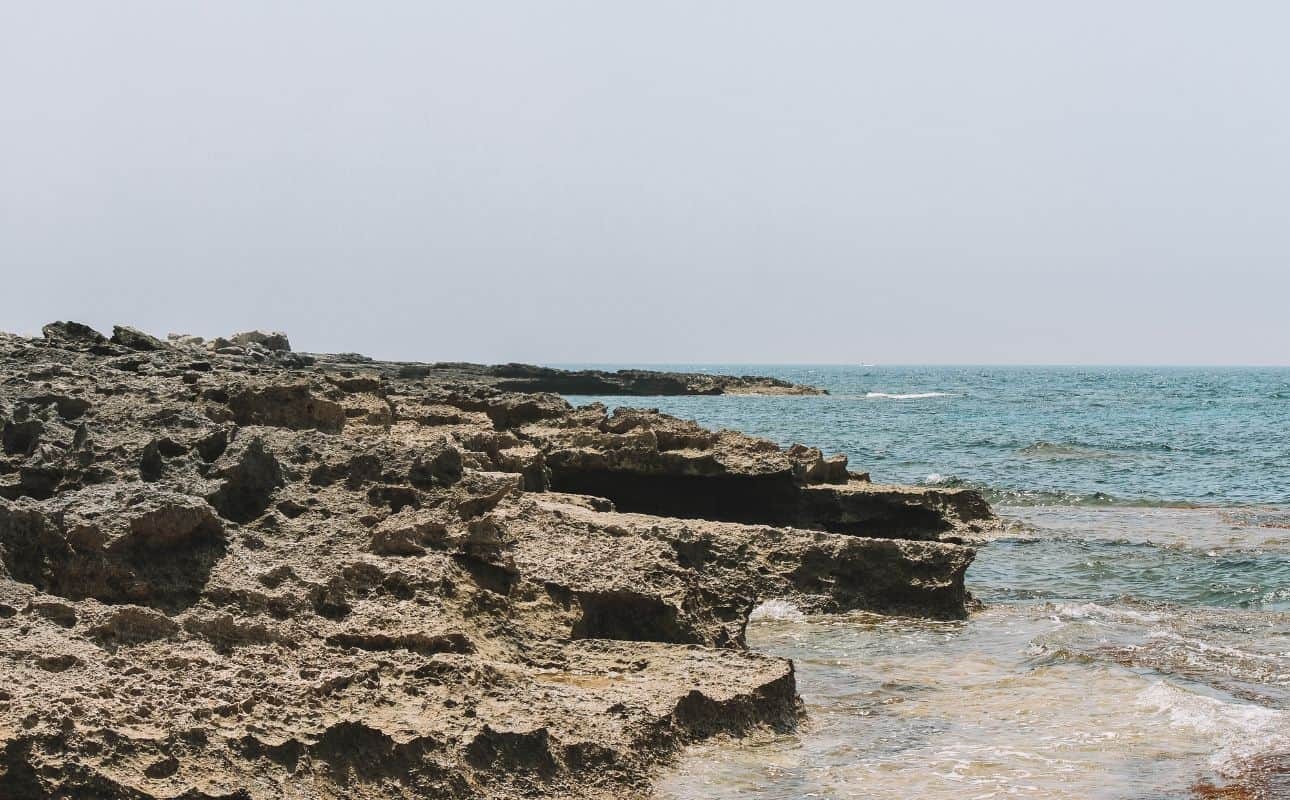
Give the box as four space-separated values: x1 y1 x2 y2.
0 322 995 799
230 329 291 352
225 383 345 432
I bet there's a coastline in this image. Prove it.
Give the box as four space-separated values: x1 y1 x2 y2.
0 323 986 799
657 503 1290 800
566 368 1288 799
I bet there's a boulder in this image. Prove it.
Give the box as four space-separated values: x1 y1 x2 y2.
41 321 107 346
230 329 291 352
110 325 166 351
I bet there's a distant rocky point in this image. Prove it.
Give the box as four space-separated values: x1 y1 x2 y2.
427 362 827 396
0 322 991 799
40 322 825 397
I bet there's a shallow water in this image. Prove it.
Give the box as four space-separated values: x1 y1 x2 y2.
561 366 1290 797
656 508 1290 799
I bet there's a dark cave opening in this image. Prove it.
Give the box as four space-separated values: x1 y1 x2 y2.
547 467 951 539
548 468 800 528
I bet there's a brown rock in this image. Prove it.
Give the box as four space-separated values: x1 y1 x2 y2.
0 323 995 799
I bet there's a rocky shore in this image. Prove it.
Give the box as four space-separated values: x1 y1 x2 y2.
0 323 994 799
322 359 827 396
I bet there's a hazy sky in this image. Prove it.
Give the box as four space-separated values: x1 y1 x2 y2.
3 3 1288 364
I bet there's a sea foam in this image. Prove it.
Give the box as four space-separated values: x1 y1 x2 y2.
1136 681 1290 774
864 391 952 400
748 599 805 622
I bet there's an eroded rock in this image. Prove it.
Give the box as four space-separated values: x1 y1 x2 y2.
230 330 292 352
0 323 994 799
225 384 345 432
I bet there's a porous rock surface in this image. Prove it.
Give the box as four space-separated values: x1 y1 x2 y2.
0 323 994 799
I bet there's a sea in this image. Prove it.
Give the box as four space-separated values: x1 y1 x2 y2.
561 365 1290 799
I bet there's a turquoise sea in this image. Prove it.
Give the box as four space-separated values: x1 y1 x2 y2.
563 366 1290 799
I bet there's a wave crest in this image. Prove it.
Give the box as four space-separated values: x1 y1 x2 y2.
864 391 952 400
920 474 1205 508
1136 682 1290 775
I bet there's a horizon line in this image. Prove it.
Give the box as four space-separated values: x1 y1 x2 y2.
542 361 1290 369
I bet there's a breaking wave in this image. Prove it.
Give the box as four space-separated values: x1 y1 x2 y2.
1048 601 1165 624
1136 682 1290 775
748 599 805 622
920 474 1207 508
864 391 953 400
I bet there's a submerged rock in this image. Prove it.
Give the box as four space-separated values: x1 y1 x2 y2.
0 322 995 799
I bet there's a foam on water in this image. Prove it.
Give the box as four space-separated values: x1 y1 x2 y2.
748 599 805 622
655 510 1290 799
1136 682 1290 774
1048 600 1164 623
562 365 1290 797
863 391 954 400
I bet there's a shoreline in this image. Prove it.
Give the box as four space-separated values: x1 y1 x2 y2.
0 323 988 799
657 503 1290 800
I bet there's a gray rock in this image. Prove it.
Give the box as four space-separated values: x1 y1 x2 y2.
41 320 107 346
230 329 291 352
110 325 166 351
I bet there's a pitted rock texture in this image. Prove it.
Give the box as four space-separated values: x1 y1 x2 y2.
0 323 993 799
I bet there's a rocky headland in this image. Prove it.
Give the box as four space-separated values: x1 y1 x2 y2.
392 362 827 396
0 323 994 799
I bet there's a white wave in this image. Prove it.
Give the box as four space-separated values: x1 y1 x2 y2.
748 599 805 622
865 391 953 400
1136 681 1290 774
1049 602 1163 623
1145 629 1287 663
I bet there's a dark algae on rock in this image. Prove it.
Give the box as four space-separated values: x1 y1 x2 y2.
0 323 994 799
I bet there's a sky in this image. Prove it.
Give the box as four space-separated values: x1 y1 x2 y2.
3 2 1289 365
